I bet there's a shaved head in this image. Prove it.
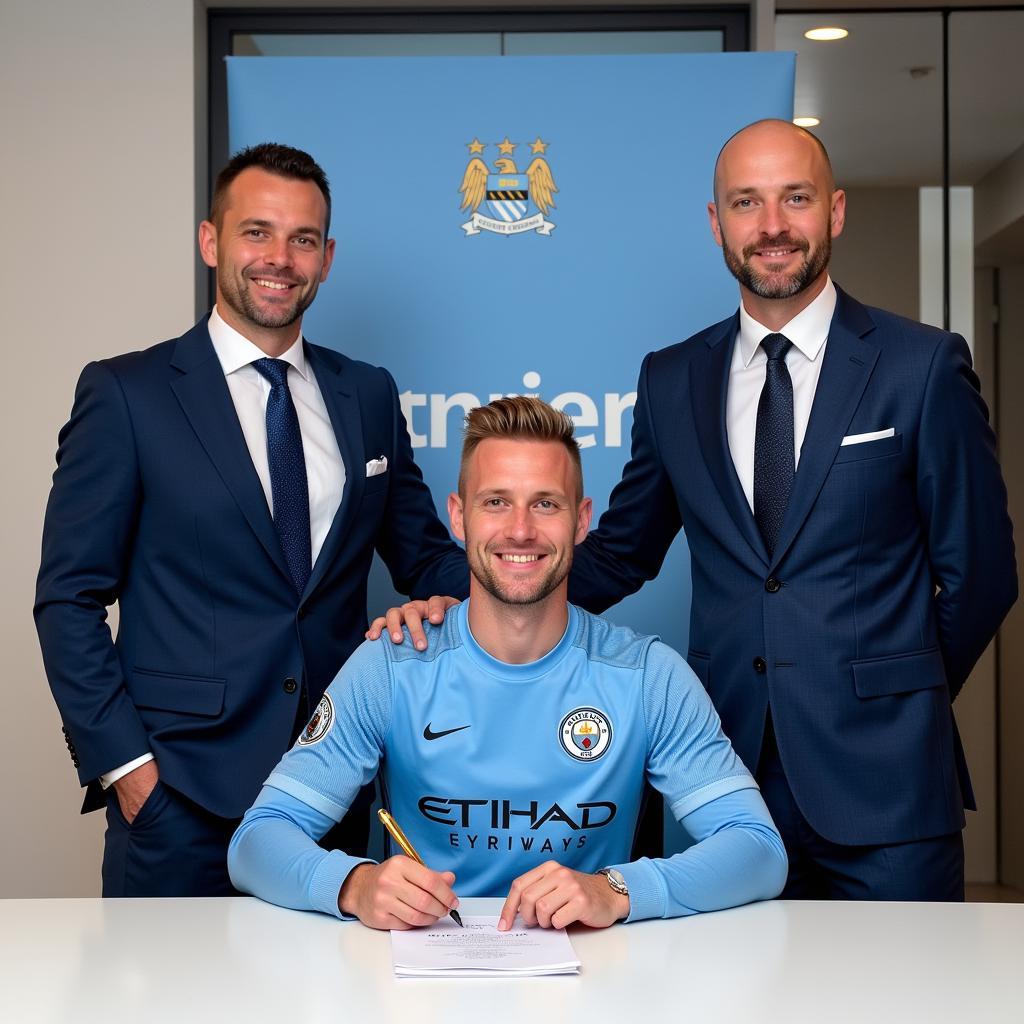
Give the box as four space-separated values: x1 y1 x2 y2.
713 119 835 207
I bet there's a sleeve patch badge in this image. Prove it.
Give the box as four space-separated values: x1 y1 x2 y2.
559 707 612 762
297 693 335 746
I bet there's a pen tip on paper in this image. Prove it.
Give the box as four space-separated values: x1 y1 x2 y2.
450 908 464 927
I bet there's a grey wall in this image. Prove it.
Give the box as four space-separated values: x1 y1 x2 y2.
995 264 1024 890
1 0 198 897
829 186 920 321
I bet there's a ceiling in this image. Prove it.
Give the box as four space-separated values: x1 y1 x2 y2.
776 9 1024 188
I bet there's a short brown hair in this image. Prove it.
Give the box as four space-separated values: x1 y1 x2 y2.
210 142 332 235
459 396 583 501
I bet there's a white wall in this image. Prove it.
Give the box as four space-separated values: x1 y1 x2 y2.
0 0 197 896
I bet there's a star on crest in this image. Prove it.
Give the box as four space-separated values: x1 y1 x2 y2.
530 137 548 155
496 136 517 156
466 138 485 155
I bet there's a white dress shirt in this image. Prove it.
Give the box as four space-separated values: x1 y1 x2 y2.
206 306 346 562
726 278 837 513
101 308 346 790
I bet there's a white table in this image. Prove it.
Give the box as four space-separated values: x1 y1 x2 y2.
1 897 1021 1023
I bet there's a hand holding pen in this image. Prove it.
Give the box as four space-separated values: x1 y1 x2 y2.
336 808 462 929
378 809 463 927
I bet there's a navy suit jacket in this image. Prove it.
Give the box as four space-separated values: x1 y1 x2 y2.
35 318 468 818
570 286 1016 846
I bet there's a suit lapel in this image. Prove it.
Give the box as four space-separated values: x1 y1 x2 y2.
691 314 770 567
304 344 366 598
771 289 880 566
169 321 294 588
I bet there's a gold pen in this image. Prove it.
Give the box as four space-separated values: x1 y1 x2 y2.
378 808 463 927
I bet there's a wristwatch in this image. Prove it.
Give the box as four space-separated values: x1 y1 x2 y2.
596 867 629 896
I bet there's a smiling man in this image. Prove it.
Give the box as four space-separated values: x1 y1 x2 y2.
566 119 1017 899
35 143 467 897
228 397 786 930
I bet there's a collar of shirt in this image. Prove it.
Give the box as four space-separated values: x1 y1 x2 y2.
736 276 837 368
207 306 311 383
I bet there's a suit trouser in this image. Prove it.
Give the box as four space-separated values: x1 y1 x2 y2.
756 716 964 901
102 782 374 898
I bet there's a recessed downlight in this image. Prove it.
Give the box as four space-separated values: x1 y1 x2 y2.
804 27 849 41
794 116 821 128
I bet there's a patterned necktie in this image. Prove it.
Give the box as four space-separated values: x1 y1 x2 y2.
252 358 312 596
753 333 794 558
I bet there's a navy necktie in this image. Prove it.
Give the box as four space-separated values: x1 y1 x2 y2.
753 333 794 558
253 358 312 596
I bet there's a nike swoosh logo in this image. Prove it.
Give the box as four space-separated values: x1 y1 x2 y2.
423 723 471 741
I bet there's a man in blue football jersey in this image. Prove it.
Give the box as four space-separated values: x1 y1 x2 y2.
229 397 786 930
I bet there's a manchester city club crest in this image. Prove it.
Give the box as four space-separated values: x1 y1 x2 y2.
458 135 557 237
559 707 612 762
297 693 334 746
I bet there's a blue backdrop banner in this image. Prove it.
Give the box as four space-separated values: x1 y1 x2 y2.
228 51 793 851
227 52 794 650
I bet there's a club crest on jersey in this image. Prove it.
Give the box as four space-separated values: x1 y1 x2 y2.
298 694 334 746
559 707 612 762
458 135 557 237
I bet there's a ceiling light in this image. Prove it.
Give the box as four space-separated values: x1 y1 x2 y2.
804 27 849 41
794 117 821 128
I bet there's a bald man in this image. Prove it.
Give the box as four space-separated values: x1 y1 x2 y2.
565 119 1016 899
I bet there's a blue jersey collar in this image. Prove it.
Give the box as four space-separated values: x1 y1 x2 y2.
455 599 579 682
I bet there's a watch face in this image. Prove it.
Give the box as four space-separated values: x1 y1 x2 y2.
600 868 629 895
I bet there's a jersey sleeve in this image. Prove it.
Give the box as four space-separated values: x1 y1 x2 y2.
613 642 787 921
227 639 394 919
612 788 787 922
642 641 758 817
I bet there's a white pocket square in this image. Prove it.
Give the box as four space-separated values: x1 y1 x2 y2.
365 456 388 477
841 428 895 447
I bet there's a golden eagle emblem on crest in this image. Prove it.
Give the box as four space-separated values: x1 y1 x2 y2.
458 136 557 237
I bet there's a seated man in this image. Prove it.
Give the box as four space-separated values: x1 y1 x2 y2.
228 397 787 930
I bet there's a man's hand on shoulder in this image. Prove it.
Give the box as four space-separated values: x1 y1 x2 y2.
112 760 160 825
365 596 461 651
338 857 460 930
498 861 629 932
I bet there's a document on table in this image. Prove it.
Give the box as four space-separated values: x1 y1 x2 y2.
391 916 581 977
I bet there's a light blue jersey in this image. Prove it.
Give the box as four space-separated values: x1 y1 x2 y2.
230 602 786 921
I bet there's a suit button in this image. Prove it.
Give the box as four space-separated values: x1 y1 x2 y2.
297 606 308 620
765 577 781 593
753 657 767 674
283 677 298 694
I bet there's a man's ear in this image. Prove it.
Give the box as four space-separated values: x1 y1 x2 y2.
707 201 724 248
320 237 336 282
830 188 847 241
574 497 593 545
448 492 466 542
198 221 218 269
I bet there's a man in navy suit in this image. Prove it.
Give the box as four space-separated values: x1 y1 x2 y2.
566 119 1017 898
35 143 467 897
378 119 1016 898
